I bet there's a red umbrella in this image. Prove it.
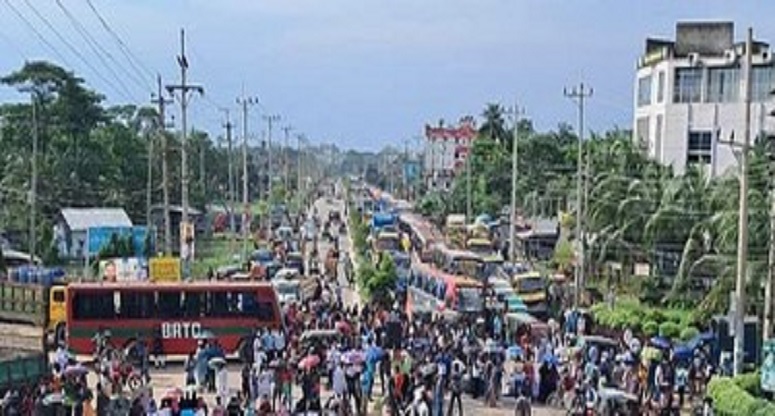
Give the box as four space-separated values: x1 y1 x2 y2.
298 354 321 370
335 320 352 334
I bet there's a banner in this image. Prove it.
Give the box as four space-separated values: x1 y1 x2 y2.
99 258 147 282
87 226 151 257
149 257 182 282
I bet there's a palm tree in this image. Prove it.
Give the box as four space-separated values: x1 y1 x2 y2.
479 103 508 144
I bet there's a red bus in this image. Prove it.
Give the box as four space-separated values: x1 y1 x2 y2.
66 281 282 355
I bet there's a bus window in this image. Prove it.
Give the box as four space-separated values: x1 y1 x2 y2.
120 291 154 319
73 292 116 320
157 291 183 319
208 292 230 317
183 292 204 318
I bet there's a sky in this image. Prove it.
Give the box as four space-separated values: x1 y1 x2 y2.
0 1 773 151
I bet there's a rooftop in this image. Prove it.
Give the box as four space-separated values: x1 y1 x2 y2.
60 208 132 231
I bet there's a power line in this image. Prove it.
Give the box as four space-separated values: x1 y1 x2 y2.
55 0 151 94
19 0 136 102
85 0 155 83
2 0 71 66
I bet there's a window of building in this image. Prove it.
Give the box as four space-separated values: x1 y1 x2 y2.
657 71 665 103
687 131 713 164
636 117 650 151
752 65 775 101
637 75 652 107
654 115 663 157
673 68 703 103
706 67 740 102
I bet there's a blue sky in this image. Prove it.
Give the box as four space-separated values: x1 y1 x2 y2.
0 1 772 151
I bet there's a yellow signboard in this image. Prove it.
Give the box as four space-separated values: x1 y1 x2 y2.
149 257 181 282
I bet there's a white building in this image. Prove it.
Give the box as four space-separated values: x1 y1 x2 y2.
634 22 775 176
423 117 477 191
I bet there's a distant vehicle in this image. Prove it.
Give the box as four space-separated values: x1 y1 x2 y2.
272 279 302 304
67 281 283 355
0 271 68 346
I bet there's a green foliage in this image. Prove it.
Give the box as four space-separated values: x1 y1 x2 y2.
552 240 575 271
733 372 762 397
642 321 658 337
707 376 775 416
591 297 694 340
679 327 699 342
658 321 681 339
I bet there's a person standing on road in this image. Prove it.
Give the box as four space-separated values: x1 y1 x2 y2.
447 363 463 416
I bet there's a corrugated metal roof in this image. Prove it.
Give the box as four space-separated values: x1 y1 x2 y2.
60 208 132 231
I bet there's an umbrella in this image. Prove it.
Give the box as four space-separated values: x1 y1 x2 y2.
335 320 352 334
196 329 216 340
366 346 385 362
43 393 63 405
298 354 321 370
164 387 183 399
420 363 438 377
507 345 524 360
342 350 365 365
63 364 88 377
208 357 227 369
649 336 672 350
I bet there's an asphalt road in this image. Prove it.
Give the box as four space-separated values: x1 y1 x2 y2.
81 195 562 415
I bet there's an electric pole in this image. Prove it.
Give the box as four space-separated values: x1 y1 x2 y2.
564 82 593 309
733 28 754 376
237 94 258 262
507 103 525 265
222 109 236 255
263 114 280 198
466 141 472 222
283 125 292 194
29 93 38 261
166 29 203 277
297 134 305 197
152 75 173 255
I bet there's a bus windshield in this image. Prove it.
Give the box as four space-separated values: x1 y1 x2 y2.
515 276 546 293
457 287 483 312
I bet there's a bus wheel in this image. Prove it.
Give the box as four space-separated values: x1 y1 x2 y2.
55 323 67 347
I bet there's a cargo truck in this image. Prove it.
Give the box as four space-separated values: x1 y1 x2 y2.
0 266 68 347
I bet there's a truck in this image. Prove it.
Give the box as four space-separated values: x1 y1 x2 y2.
0 318 48 394
0 266 68 347
371 213 397 235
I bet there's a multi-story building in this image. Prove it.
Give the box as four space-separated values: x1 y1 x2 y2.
634 22 775 176
423 117 477 191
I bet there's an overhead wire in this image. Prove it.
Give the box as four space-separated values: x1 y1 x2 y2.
18 0 136 102
85 0 155 84
54 0 151 96
2 0 72 66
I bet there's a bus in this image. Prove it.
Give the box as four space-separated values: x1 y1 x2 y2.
66 281 283 355
511 271 548 317
408 261 484 315
432 246 485 282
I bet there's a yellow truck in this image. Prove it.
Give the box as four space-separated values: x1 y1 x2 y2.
0 280 67 347
511 271 549 318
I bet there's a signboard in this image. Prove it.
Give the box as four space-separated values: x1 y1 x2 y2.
149 257 182 282
99 258 147 282
87 226 151 257
762 338 775 392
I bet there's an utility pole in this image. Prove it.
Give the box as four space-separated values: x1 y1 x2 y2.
733 27 754 376
237 94 258 262
29 93 38 261
166 29 203 277
297 134 305 197
283 125 292 194
152 75 174 255
222 109 236 255
564 82 593 309
263 114 280 198
145 119 154 233
765 92 775 342
466 142 472 222
507 103 525 265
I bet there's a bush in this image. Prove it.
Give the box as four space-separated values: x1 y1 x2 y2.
707 376 775 416
658 322 681 339
734 371 762 397
643 321 658 337
679 327 699 342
